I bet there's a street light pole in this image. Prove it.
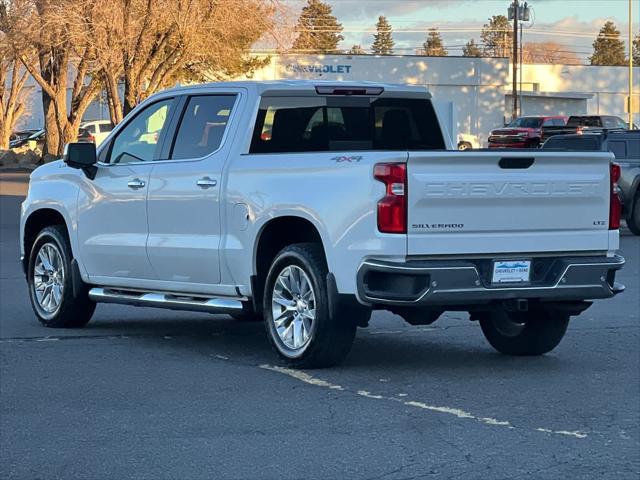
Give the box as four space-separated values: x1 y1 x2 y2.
508 1 530 121
629 0 634 128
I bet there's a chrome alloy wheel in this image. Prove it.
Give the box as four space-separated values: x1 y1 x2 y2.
271 265 316 350
32 242 65 315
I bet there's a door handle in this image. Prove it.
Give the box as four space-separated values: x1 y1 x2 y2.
196 177 217 189
127 178 146 189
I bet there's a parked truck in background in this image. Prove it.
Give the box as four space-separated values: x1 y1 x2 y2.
488 115 567 148
19 81 625 368
540 115 628 143
542 130 640 235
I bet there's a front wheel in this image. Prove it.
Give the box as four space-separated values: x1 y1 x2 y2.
263 243 356 368
27 225 96 328
478 309 569 356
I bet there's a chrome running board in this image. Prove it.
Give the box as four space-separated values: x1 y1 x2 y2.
88 287 243 314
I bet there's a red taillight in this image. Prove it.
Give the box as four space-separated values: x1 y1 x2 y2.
374 163 407 234
88 134 95 143
609 162 622 230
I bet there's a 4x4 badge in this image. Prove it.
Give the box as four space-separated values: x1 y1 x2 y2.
331 155 363 163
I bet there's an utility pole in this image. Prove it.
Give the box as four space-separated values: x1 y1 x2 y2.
510 0 519 121
508 1 531 121
629 0 634 128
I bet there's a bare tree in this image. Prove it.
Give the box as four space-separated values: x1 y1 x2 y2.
522 42 580 65
1 0 102 156
92 0 278 117
0 35 29 149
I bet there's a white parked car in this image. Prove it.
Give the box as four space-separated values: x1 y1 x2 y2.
80 120 114 146
457 133 481 150
20 81 625 368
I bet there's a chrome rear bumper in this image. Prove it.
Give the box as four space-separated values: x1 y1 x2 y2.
356 255 625 306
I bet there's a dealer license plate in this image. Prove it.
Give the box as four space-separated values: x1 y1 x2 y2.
492 260 531 284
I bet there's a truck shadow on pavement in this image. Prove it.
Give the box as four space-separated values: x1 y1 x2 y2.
81 311 567 374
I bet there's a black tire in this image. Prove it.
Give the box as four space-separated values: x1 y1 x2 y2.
263 243 356 368
626 193 640 236
27 225 96 328
478 308 569 356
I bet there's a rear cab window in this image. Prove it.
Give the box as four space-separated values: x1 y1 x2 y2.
567 116 602 127
250 94 445 153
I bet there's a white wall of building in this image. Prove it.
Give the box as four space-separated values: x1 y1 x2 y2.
250 55 639 145
15 56 639 145
520 64 640 121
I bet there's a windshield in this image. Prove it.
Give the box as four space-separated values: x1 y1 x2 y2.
507 117 543 128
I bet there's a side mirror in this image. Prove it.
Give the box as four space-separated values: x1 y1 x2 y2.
64 142 97 179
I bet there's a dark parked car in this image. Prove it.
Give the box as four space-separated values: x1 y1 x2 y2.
541 130 640 235
488 116 567 148
9 129 45 149
9 129 40 144
9 127 95 150
540 115 627 143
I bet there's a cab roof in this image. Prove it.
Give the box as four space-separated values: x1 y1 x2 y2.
161 80 431 98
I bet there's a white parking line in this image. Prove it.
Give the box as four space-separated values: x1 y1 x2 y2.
260 364 589 440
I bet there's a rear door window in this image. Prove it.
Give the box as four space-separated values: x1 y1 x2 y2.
250 96 445 153
169 95 237 160
99 123 114 133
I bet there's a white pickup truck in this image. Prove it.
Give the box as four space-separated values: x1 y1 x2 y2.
20 81 625 368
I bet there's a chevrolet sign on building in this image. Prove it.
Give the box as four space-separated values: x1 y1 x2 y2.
285 63 353 74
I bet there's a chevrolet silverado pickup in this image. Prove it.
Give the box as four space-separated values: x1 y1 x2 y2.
488 115 567 148
20 81 625 368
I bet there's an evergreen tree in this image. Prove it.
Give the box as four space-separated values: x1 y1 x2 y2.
481 15 512 57
291 0 344 53
421 28 447 56
348 44 365 55
632 33 639 65
589 21 626 66
462 39 482 57
371 16 395 55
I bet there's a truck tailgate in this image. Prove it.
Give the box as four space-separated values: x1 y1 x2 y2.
407 151 613 255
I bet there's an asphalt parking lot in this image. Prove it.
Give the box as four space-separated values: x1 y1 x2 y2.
1 171 638 479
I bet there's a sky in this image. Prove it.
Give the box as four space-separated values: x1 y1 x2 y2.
280 0 640 60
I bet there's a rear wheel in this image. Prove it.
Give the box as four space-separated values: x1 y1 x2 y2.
27 225 96 328
263 243 356 368
626 193 640 235
478 308 569 356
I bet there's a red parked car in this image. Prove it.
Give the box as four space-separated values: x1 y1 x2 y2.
488 116 568 148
